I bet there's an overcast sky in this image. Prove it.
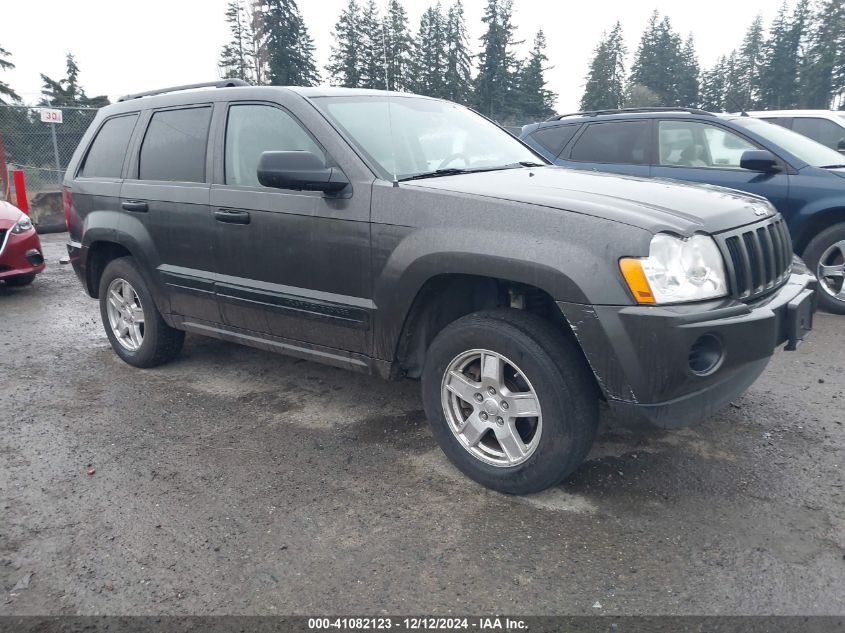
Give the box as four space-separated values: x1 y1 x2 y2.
3 0 790 112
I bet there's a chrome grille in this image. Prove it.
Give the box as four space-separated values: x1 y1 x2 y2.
716 216 792 301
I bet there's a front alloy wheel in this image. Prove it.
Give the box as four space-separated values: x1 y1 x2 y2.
817 239 845 303
442 349 542 467
105 278 145 351
422 309 599 494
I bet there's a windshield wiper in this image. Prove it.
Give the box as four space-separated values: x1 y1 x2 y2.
398 168 475 182
398 162 546 182
821 164 845 169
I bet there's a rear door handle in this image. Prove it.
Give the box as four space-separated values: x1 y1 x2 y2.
214 209 250 225
121 200 148 213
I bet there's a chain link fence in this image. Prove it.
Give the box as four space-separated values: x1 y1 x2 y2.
0 104 98 204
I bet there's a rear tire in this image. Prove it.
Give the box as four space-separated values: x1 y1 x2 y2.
98 257 184 368
803 222 845 315
421 309 599 494
5 273 36 287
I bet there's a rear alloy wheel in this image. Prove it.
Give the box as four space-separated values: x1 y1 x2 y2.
105 278 145 352
422 309 599 494
804 222 845 315
99 257 184 367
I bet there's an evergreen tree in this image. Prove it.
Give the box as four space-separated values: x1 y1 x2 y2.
759 0 810 108
358 0 386 89
39 53 108 108
799 0 845 108
580 22 627 111
219 0 256 82
629 11 684 105
677 34 699 107
516 30 556 119
735 15 765 110
414 3 447 97
722 51 747 112
258 0 319 86
0 45 20 103
699 56 727 112
474 0 520 121
327 0 362 87
384 0 415 91
443 0 473 104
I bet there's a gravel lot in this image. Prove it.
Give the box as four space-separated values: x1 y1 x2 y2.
1 233 843 615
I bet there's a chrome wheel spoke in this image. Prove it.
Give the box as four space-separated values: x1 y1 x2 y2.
130 305 145 324
458 412 487 447
820 263 845 279
129 324 143 348
444 370 481 404
480 352 504 389
496 423 528 464
508 392 540 417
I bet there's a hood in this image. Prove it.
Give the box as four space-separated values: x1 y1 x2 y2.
0 200 24 227
406 166 774 235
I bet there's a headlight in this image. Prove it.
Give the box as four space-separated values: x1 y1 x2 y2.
11 213 33 234
620 233 728 304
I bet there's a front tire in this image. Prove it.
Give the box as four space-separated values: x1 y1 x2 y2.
421 309 599 494
98 257 184 368
803 222 845 315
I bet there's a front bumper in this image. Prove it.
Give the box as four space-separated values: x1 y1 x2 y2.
558 257 817 428
0 227 46 279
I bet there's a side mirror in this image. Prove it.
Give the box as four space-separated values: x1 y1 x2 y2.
740 149 780 173
257 151 348 193
837 138 845 153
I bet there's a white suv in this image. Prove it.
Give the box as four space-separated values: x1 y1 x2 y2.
748 110 845 153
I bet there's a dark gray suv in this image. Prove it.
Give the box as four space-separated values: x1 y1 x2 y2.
65 81 816 494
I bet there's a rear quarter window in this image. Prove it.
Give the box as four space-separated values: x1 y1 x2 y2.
531 124 580 156
79 114 139 178
138 106 212 183
569 120 650 165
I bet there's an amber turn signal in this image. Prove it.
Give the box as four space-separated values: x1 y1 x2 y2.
619 258 656 304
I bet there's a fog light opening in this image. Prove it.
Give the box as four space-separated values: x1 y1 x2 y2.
689 334 724 376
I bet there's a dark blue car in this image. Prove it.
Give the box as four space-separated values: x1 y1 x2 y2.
520 108 845 313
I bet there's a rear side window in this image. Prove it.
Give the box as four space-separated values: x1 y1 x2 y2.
225 104 324 187
569 121 650 164
531 124 580 156
79 114 138 178
791 117 845 150
139 107 212 182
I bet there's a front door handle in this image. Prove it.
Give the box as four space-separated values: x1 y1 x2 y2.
214 209 251 225
121 200 148 213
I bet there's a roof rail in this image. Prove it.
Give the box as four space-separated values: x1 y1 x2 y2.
117 79 250 103
545 107 716 121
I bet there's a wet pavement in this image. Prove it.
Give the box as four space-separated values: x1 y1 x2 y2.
1 233 843 615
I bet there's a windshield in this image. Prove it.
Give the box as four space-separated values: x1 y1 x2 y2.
313 95 543 180
733 117 845 167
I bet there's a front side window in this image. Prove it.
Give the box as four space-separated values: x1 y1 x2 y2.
139 106 212 183
791 117 845 151
732 117 845 167
225 104 324 187
569 121 650 165
313 96 542 180
80 114 138 178
658 120 757 169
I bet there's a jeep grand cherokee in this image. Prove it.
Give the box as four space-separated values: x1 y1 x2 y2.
64 81 816 494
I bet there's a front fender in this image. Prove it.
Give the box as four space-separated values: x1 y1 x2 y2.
370 224 641 361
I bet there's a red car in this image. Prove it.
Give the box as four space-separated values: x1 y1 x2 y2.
0 200 45 286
